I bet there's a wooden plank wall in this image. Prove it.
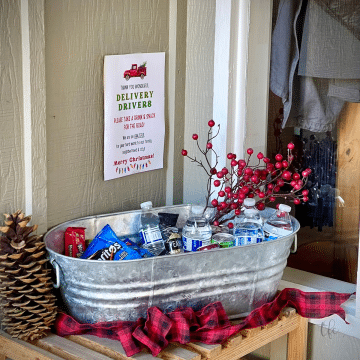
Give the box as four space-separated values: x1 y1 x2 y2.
335 102 360 283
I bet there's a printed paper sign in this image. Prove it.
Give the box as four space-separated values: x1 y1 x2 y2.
104 52 165 180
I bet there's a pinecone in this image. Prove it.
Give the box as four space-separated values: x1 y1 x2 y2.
0 210 57 341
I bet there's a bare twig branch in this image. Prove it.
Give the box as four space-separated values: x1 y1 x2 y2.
182 122 311 226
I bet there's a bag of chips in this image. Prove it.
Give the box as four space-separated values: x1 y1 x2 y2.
80 224 142 261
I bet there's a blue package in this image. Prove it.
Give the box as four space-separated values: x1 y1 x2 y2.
80 224 142 261
123 238 154 258
118 234 143 247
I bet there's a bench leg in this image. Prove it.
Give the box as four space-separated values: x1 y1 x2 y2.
287 316 308 360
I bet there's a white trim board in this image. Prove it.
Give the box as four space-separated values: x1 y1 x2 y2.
166 0 177 206
21 0 33 217
212 0 232 173
281 267 356 294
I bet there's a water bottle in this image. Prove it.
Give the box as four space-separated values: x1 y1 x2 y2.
263 204 293 240
182 205 212 252
139 201 165 256
242 197 256 210
234 198 257 230
233 209 264 246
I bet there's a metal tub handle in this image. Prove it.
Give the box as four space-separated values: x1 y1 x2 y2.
290 234 298 253
50 259 61 288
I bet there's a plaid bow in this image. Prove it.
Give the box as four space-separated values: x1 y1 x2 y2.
55 288 353 357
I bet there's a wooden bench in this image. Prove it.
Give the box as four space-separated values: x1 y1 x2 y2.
0 308 308 360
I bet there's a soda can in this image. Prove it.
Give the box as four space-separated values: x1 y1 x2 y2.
211 233 235 248
197 243 220 251
165 233 182 254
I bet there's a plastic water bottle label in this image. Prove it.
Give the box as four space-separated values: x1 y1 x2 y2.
235 236 257 245
182 235 204 252
263 223 292 237
234 238 242 246
140 227 163 245
264 232 278 241
234 229 262 246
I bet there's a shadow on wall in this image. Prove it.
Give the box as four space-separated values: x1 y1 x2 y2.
287 238 358 283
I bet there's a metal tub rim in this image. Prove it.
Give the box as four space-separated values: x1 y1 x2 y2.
46 233 295 263
44 204 299 262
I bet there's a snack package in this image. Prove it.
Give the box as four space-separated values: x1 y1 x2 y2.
158 212 179 227
123 238 154 258
158 212 179 241
65 227 86 258
80 224 142 261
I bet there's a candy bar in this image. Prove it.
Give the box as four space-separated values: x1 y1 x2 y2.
65 227 86 258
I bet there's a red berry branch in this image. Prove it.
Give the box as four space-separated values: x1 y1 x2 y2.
181 120 311 226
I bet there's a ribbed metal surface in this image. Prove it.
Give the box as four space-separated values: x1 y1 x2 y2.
44 205 299 323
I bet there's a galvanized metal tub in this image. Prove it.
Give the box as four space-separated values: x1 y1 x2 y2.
44 205 299 324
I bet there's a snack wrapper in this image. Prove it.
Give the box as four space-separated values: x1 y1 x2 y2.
123 238 154 258
80 225 142 261
65 227 86 258
158 212 179 242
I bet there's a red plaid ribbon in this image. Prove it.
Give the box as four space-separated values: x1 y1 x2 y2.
55 288 353 357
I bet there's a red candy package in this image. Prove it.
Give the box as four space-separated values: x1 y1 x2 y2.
65 227 86 258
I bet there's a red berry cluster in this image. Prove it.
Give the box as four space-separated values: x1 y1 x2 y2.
181 120 311 225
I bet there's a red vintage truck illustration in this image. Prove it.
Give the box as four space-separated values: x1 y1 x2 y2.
123 62 147 80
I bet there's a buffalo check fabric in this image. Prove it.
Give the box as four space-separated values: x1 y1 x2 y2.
55 288 353 357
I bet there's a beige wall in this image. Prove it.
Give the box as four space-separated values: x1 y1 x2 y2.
45 0 170 228
0 0 214 231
